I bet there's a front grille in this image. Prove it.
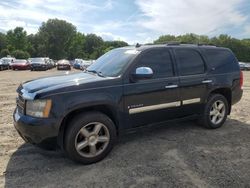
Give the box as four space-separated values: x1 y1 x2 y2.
16 94 25 114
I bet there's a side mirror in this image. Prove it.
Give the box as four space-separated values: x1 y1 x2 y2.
132 67 153 80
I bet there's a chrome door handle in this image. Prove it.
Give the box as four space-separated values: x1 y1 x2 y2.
165 85 178 89
202 80 212 84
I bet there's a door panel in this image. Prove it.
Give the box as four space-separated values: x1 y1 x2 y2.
174 48 208 115
122 48 181 128
178 74 208 115
123 78 180 127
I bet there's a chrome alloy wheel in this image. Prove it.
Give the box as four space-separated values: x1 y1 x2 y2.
209 100 226 125
74 122 110 158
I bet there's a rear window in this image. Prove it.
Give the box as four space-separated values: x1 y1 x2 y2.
175 49 205 76
204 49 239 72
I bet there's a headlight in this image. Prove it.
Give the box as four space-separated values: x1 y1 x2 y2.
26 99 52 118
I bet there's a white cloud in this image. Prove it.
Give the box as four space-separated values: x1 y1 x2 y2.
94 31 126 41
0 0 249 43
243 25 250 37
0 0 114 34
136 0 248 36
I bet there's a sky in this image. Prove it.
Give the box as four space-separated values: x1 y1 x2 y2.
0 0 250 44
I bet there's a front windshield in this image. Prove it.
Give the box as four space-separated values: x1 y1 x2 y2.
2 58 12 63
87 48 140 77
29 58 45 63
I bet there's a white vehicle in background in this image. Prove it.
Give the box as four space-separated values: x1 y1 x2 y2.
1 57 16 69
80 60 94 70
245 63 250 70
239 62 250 71
0 59 9 70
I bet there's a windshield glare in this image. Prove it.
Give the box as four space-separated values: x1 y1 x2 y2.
29 58 45 63
87 48 140 77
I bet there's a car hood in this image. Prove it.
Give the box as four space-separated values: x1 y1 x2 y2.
21 72 110 97
13 63 27 66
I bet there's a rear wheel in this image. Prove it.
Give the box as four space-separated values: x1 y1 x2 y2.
199 94 229 129
64 112 116 164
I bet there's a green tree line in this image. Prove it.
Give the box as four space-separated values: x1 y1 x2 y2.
154 34 250 62
0 19 128 60
0 19 250 61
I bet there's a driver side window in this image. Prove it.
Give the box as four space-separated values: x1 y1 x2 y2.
136 48 174 79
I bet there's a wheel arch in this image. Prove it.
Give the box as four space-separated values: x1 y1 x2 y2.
57 104 119 149
209 87 232 114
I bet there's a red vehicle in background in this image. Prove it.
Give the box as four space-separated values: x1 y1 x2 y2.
12 59 30 70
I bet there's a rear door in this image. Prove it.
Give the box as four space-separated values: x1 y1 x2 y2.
123 48 181 128
174 48 208 115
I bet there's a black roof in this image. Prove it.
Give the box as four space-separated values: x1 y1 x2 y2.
120 43 228 51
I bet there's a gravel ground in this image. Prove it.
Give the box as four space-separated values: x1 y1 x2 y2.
0 69 250 188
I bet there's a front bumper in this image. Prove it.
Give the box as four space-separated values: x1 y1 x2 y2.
12 66 30 70
31 65 47 70
13 108 60 144
57 65 71 70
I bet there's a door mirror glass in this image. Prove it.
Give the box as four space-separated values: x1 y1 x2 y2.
133 67 153 80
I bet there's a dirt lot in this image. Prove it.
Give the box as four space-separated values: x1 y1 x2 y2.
0 69 250 188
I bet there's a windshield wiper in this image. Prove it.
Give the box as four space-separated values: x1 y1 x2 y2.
86 70 105 77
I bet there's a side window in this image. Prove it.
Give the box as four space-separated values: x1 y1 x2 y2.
204 49 238 72
136 49 174 79
175 49 205 76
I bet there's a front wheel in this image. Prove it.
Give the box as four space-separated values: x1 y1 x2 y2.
64 112 117 164
199 94 229 129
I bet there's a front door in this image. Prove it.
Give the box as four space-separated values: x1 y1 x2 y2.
123 48 181 128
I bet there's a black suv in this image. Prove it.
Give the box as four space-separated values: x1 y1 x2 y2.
14 44 243 164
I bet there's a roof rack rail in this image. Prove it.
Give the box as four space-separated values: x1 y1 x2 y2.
197 43 217 47
166 41 181 46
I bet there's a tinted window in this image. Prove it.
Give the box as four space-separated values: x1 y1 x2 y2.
136 49 173 78
176 49 205 76
205 49 238 72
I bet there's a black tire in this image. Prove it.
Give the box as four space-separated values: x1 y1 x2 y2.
199 94 229 129
64 111 117 164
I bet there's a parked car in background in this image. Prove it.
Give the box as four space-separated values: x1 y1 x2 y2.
57 59 71 70
12 59 30 70
245 63 250 70
44 57 54 69
1 57 15 69
29 58 49 71
73 59 83 69
80 60 93 70
69 60 75 66
239 62 246 70
239 62 250 70
0 59 10 71
49 59 56 68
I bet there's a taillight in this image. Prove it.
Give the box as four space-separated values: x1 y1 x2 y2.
240 70 243 89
